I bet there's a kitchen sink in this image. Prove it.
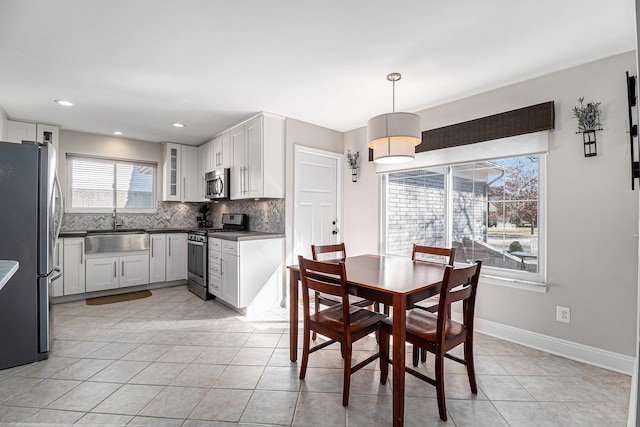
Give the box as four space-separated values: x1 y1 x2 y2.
86 228 147 234
84 232 149 254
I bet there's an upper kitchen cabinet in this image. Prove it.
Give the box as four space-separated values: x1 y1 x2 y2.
36 124 59 151
212 132 231 170
198 141 212 201
230 113 285 200
162 142 200 202
3 121 59 150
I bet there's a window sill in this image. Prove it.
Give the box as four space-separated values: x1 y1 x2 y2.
479 274 547 293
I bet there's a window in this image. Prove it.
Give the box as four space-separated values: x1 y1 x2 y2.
67 155 156 213
384 155 544 282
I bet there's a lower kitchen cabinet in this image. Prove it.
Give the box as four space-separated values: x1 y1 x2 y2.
166 233 187 281
218 237 284 312
63 237 85 295
86 253 150 292
221 250 239 306
149 234 167 283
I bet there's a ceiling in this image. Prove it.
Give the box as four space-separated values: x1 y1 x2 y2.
0 1 636 146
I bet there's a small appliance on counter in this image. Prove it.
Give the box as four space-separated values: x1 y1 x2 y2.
187 213 248 300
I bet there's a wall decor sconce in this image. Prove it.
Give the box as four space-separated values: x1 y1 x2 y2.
346 150 360 182
582 130 597 157
572 97 602 158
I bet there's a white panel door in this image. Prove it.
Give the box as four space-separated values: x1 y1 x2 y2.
294 146 341 260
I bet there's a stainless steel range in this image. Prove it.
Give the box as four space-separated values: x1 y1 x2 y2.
187 213 248 300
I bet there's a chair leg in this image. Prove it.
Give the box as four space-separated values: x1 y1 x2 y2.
421 347 427 363
379 327 389 384
412 345 419 367
435 352 447 421
299 328 311 380
312 296 319 341
342 343 352 406
464 338 478 394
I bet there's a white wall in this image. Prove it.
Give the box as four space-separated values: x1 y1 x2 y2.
58 130 163 201
344 51 639 358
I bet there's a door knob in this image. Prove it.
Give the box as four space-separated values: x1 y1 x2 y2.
332 221 339 235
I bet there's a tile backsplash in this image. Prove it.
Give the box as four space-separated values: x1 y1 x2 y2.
209 198 284 233
61 199 285 233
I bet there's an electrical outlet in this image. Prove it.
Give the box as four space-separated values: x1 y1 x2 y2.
556 306 570 323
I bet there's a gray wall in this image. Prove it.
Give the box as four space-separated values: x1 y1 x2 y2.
344 51 639 357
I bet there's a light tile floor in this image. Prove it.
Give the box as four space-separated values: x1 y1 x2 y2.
0 285 631 426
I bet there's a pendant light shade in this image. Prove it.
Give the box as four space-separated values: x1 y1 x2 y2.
367 112 421 164
367 73 421 164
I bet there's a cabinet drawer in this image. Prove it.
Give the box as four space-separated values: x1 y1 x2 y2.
209 251 221 263
221 241 238 256
209 262 221 277
208 238 222 251
208 274 221 297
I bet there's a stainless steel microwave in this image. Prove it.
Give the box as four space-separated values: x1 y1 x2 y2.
205 168 230 200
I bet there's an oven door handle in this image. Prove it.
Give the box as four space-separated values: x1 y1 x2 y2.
188 240 204 247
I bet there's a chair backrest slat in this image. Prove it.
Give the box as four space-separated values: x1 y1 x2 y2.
412 244 455 265
298 256 348 299
437 260 482 341
311 243 346 261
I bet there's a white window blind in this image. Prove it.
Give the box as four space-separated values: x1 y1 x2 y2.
67 155 156 213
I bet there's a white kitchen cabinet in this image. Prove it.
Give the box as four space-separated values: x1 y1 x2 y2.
230 113 284 200
63 238 85 295
208 237 222 297
163 142 182 201
217 237 284 312
221 250 239 306
198 142 212 201
149 234 167 283
86 253 150 291
212 132 231 169
166 233 187 281
86 256 119 292
162 143 200 202
5 120 36 143
181 145 200 202
119 254 150 287
50 240 64 297
3 121 59 150
36 124 60 151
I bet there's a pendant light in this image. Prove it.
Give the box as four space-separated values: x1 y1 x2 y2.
367 73 421 164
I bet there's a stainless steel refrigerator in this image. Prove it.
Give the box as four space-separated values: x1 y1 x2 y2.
0 138 62 369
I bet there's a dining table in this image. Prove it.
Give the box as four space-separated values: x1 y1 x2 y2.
288 254 449 427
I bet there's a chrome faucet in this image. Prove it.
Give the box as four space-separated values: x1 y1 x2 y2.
112 207 124 230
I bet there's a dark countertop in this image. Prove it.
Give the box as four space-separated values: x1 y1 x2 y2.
59 229 284 241
59 228 191 238
207 231 285 241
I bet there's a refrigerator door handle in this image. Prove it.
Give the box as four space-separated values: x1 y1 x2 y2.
49 267 62 282
53 171 63 248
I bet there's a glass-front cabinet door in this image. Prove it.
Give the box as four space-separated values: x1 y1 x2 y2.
163 142 182 201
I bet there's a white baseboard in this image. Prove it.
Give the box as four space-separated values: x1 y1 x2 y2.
466 315 635 376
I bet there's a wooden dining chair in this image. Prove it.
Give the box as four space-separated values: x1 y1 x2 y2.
409 244 456 365
379 260 482 421
310 243 376 340
298 255 387 406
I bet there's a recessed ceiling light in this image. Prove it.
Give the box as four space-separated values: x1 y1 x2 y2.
114 131 122 135
172 122 186 128
54 99 74 107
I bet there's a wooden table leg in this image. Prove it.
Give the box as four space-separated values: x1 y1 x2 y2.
289 269 299 362
392 294 406 427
